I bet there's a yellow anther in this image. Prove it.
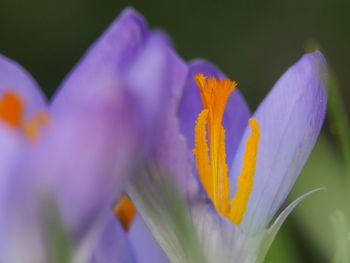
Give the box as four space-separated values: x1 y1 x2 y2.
230 119 260 224
193 109 212 198
193 74 260 225
114 195 136 231
193 74 236 217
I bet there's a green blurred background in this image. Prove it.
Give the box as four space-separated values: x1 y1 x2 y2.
1 0 350 262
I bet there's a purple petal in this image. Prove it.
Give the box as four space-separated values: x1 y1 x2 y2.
230 51 327 233
0 124 25 191
27 98 143 239
178 59 250 167
45 16 177 240
125 32 175 139
0 54 47 118
89 212 136 263
146 48 200 197
0 88 153 261
0 145 46 263
190 198 264 262
50 7 148 115
129 215 169 263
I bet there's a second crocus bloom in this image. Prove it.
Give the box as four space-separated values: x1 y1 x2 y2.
0 8 173 263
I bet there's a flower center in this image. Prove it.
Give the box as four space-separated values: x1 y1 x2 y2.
193 74 260 225
114 195 136 231
0 91 49 141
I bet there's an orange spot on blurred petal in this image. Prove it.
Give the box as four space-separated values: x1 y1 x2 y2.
0 91 24 128
114 195 136 231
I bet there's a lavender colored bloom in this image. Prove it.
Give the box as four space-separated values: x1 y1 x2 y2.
128 49 327 263
0 8 172 263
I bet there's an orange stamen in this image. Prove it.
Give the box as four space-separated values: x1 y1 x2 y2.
0 91 49 141
0 91 24 128
193 74 236 217
230 119 260 224
114 195 136 231
193 74 260 224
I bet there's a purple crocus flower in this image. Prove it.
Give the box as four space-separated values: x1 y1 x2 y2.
128 46 328 262
0 8 171 263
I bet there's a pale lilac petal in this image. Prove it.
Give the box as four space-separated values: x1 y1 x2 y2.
178 60 250 165
145 48 200 197
89 212 136 263
0 55 47 262
230 51 327 233
50 7 148 115
0 146 47 263
125 32 174 138
0 28 175 261
190 198 264 263
0 54 47 118
27 98 142 240
10 21 176 247
50 10 173 154
129 215 169 263
0 125 24 193
127 170 203 263
0 100 140 262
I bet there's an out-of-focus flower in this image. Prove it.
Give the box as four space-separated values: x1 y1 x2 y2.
0 8 174 263
128 51 327 263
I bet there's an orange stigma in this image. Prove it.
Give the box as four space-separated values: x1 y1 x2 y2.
193 74 260 225
0 91 49 141
0 91 24 128
114 195 136 231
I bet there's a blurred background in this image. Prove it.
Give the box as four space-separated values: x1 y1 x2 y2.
1 0 349 262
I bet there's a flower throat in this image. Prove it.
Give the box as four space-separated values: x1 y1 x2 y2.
193 74 260 225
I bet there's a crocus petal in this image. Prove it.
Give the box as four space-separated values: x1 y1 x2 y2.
0 146 47 263
88 212 136 263
127 45 205 262
230 51 327 233
0 54 47 117
190 198 264 263
129 215 169 263
0 23 176 262
128 169 204 263
0 55 47 262
0 99 139 263
178 60 250 165
26 97 142 240
139 46 200 197
125 32 175 139
50 8 173 151
50 7 148 115
0 123 26 192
